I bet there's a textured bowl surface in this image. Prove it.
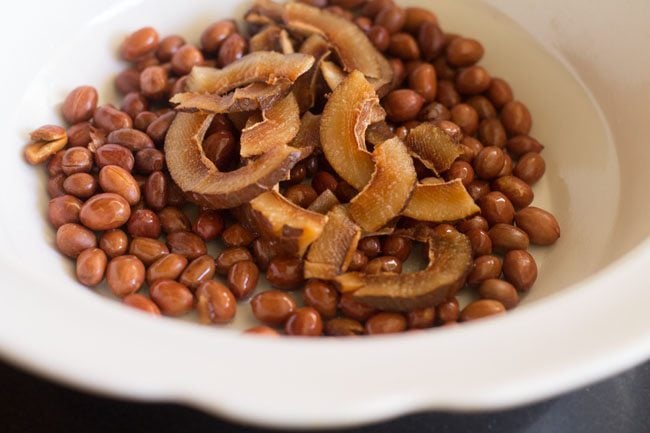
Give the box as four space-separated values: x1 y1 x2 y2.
0 0 649 428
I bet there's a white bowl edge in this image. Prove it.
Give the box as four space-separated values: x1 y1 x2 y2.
0 0 649 429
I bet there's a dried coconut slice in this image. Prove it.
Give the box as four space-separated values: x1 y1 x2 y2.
420 177 445 185
283 2 392 85
365 121 394 146
307 189 340 214
248 0 285 23
320 70 385 190
361 223 397 238
245 12 275 28
250 26 283 52
321 60 346 91
165 112 302 209
186 51 315 95
249 190 328 257
406 122 462 175
240 93 301 157
347 137 417 232
171 81 292 113
305 205 361 280
228 111 254 131
293 34 331 112
402 179 480 222
299 33 330 56
321 61 391 97
279 29 294 54
290 112 321 150
370 71 394 98
335 230 472 312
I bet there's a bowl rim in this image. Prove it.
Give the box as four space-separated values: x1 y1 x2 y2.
1 0 650 428
0 238 648 428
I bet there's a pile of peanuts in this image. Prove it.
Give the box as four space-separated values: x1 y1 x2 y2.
25 0 560 337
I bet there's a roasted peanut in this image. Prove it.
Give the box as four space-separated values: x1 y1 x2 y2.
196 280 236 324
150 279 194 316
460 299 505 321
286 307 323 336
106 255 146 297
227 260 259 299
515 207 560 245
179 255 216 291
251 290 296 326
76 248 107 287
62 86 98 124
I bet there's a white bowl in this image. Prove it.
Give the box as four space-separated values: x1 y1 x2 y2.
1 0 649 429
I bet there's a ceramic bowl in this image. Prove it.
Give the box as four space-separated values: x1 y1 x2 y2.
0 0 648 428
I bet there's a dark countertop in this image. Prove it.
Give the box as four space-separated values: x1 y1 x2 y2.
1 358 649 433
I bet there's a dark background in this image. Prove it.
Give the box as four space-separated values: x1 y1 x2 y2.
1 359 648 433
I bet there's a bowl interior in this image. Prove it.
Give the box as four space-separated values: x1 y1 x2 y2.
0 0 629 320
1 0 650 428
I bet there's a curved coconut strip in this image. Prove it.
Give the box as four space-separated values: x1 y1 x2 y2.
250 26 283 52
365 121 395 146
299 33 330 56
402 179 480 222
320 70 385 190
283 2 391 84
294 34 331 112
321 60 346 91
248 0 284 23
171 81 292 113
289 111 321 150
165 112 302 209
245 12 275 28
335 230 473 312
419 177 445 185
305 205 361 280
187 52 315 95
360 223 397 239
243 112 263 129
249 191 328 257
307 189 340 215
320 61 391 97
370 72 394 98
406 122 463 175
227 111 254 132
347 137 417 232
240 93 301 157
279 29 294 54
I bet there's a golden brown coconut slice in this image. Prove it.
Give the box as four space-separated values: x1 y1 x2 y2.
347 137 417 232
165 112 302 209
335 230 473 312
365 121 395 146
402 179 480 222
320 70 385 190
249 26 284 52
293 34 331 112
320 60 346 91
247 0 285 23
171 81 292 113
307 189 340 215
305 205 361 280
249 190 328 257
406 122 463 175
320 60 390 96
283 2 392 92
290 111 321 150
240 93 301 157
186 51 315 95
278 29 295 54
